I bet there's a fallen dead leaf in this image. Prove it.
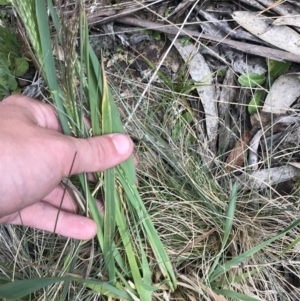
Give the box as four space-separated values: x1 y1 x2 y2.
232 11 300 55
172 40 218 153
240 166 300 190
273 15 300 28
226 129 252 172
262 73 300 114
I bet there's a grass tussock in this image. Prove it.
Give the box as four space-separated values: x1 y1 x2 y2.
1 1 300 300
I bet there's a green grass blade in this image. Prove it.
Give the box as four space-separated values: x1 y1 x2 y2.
82 12 176 292
116 169 176 290
79 11 128 277
35 0 70 135
78 175 125 274
211 267 263 288
213 289 262 301
138 234 152 291
115 193 150 301
209 216 300 282
103 168 116 283
81 11 102 136
47 0 60 35
0 276 131 300
208 182 238 279
102 67 117 283
280 235 300 256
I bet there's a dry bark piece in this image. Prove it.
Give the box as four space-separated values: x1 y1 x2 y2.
167 0 195 20
225 129 252 172
218 69 238 153
232 11 300 55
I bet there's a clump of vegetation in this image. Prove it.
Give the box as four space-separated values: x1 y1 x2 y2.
0 13 29 99
238 59 291 115
0 1 175 300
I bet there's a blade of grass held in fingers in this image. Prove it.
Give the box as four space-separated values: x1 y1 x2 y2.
101 62 117 284
104 41 176 294
80 11 128 277
35 0 70 135
116 168 176 290
82 12 176 290
115 193 151 300
101 59 151 300
81 13 102 136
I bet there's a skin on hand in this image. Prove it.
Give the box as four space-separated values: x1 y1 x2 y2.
0 95 134 240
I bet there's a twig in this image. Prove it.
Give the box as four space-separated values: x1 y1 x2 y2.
87 0 166 26
115 17 300 63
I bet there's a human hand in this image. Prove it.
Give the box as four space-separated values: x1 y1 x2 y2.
0 95 134 240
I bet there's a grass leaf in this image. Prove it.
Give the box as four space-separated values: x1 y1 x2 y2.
209 216 300 281
102 61 117 283
0 276 131 300
208 182 238 279
35 0 70 135
214 289 262 301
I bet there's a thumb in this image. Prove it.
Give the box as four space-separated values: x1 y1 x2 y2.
62 133 134 176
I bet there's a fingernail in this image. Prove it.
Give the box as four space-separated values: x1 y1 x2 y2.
110 134 132 155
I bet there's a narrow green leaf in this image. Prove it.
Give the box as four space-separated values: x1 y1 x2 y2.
281 235 300 256
84 20 102 136
208 182 238 279
47 0 61 38
138 231 152 290
0 276 130 300
223 183 238 246
115 193 150 301
214 289 262 301
211 267 263 288
35 0 70 135
116 169 176 290
209 216 300 281
102 65 116 283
